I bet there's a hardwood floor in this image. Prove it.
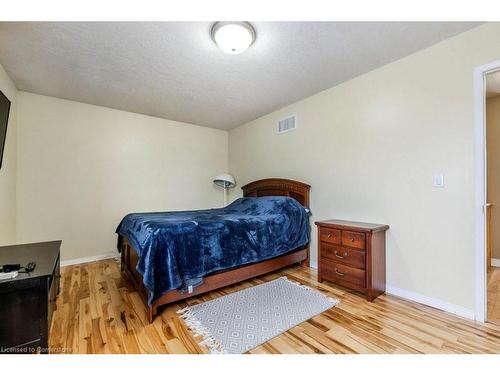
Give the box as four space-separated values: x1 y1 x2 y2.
488 266 500 325
49 259 500 354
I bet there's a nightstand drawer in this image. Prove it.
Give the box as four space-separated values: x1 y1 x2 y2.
319 227 341 245
341 230 365 250
322 260 366 289
321 244 365 269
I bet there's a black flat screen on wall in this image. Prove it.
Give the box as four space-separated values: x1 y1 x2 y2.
0 90 11 170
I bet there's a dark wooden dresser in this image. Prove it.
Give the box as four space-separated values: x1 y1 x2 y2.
0 241 61 353
315 220 389 301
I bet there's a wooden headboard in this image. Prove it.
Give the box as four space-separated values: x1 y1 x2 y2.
241 178 311 208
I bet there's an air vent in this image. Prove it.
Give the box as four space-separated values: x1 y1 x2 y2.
277 115 296 134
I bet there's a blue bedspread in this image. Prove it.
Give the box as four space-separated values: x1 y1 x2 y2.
116 196 310 305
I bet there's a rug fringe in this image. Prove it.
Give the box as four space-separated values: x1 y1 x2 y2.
279 276 339 304
177 306 228 354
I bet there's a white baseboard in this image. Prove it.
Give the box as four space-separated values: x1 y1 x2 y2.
386 284 475 320
311 256 473 319
60 252 119 267
491 258 500 268
59 253 475 320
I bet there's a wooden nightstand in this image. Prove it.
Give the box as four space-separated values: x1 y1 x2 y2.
315 219 389 302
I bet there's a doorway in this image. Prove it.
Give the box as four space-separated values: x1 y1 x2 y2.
486 70 500 324
473 60 500 323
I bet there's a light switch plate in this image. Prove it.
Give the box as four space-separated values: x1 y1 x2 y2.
433 174 444 188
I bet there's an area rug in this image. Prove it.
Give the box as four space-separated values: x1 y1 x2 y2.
177 276 338 354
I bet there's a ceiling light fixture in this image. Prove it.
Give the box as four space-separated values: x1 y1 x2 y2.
211 22 256 55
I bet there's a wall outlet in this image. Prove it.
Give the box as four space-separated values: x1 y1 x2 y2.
433 174 444 188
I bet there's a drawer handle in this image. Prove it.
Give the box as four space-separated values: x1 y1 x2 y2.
350 237 355 242
334 251 348 259
335 269 346 276
327 233 333 238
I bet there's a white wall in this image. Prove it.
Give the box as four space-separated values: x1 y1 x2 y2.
229 23 500 313
0 63 17 245
16 92 228 261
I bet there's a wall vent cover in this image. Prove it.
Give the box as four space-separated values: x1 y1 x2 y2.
277 115 296 133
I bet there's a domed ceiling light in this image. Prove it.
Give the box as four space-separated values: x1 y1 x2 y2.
211 22 256 55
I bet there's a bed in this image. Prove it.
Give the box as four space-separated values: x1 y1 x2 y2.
117 178 311 322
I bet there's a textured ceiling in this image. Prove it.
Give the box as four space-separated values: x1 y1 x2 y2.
0 22 482 130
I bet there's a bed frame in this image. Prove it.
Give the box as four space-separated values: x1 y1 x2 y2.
119 178 311 323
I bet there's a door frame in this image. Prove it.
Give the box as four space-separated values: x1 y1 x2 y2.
474 60 500 323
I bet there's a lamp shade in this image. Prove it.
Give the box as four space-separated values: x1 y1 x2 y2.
213 173 236 188
211 22 256 55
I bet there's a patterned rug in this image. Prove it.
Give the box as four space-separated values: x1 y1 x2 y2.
177 276 338 354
